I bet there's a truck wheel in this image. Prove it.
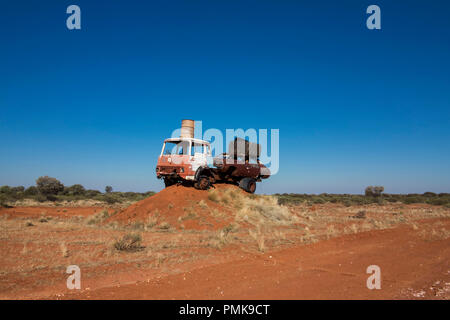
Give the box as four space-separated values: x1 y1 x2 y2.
194 176 210 190
164 178 176 188
239 178 256 193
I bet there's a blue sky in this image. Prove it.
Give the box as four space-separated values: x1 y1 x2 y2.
1 0 449 194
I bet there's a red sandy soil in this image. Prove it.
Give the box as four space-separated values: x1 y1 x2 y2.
0 206 114 219
0 185 448 300
60 219 450 300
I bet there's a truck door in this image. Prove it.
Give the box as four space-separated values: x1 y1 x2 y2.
191 142 207 172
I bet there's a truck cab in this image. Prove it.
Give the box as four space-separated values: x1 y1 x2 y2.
156 137 212 187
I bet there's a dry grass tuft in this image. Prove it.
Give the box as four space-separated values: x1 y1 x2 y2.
179 210 198 222
86 209 109 225
198 200 208 209
349 224 358 234
60 242 69 257
203 224 237 249
354 211 366 219
208 189 220 202
21 242 28 255
157 221 171 231
145 215 158 230
131 221 145 230
326 224 337 239
155 252 166 267
249 225 266 252
113 233 144 252
107 221 119 230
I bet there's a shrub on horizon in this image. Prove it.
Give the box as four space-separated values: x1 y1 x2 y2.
365 186 384 197
36 176 64 195
64 184 86 196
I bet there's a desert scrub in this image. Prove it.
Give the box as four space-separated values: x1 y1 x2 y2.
275 192 450 207
326 224 338 239
179 211 198 222
221 188 240 203
158 221 171 231
206 228 231 249
222 223 237 235
87 209 109 225
249 227 265 252
198 200 208 209
131 221 144 230
235 195 298 227
353 210 366 219
145 215 158 230
107 221 119 230
207 187 296 227
114 233 144 252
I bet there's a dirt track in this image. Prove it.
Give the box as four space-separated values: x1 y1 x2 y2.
61 219 449 300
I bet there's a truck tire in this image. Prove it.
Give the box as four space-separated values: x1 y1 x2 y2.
164 178 176 188
194 176 210 190
239 178 256 194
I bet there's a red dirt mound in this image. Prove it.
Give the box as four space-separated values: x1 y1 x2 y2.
107 184 243 230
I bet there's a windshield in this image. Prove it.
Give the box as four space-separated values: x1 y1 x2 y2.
163 141 190 155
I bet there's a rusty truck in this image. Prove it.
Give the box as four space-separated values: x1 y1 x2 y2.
155 120 270 193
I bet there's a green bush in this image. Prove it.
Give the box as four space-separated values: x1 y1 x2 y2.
365 186 384 197
275 192 449 207
423 192 437 197
0 185 26 202
83 189 99 197
312 197 326 204
102 194 121 204
36 176 64 195
24 186 38 196
35 194 48 202
64 184 86 196
427 198 449 206
11 186 25 193
402 197 421 204
0 194 8 207
0 186 12 194
46 194 58 201
0 179 155 205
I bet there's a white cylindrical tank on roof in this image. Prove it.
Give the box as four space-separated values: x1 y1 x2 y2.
180 119 195 138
